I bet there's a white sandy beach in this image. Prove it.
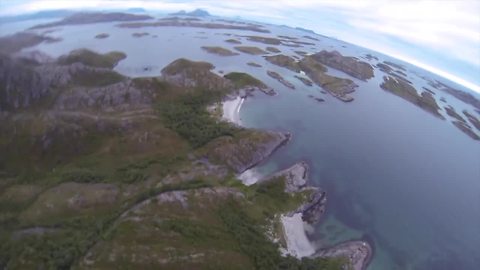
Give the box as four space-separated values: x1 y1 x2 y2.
237 168 263 185
281 213 315 258
222 96 316 260
222 96 244 125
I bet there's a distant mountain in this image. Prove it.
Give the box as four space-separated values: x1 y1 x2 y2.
29 12 153 29
127 8 147 13
295 27 315 34
0 9 73 24
170 9 211 17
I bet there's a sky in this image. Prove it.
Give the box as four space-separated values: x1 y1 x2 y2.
1 0 479 93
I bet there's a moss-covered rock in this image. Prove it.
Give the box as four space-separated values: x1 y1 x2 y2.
311 50 374 80
57 49 126 69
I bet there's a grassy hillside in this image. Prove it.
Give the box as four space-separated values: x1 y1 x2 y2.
0 50 345 269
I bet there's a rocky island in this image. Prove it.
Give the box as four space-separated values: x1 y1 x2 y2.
201 46 239 56
380 76 444 119
267 70 296 89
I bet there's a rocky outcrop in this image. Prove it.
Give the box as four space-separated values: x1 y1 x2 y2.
267 70 295 89
264 54 301 72
264 162 326 224
204 130 290 174
53 80 152 111
161 58 231 90
264 162 371 269
312 241 372 270
312 50 374 80
299 56 357 102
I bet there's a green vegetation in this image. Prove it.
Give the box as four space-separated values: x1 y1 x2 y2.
312 50 374 80
71 68 124 86
162 58 214 75
0 53 345 269
299 56 356 102
201 46 239 56
159 89 239 148
264 54 301 72
57 49 126 68
224 72 267 89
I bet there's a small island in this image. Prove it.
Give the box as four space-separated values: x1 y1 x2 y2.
132 32 149 37
94 33 109 39
267 70 295 89
247 62 262 67
201 46 239 56
234 46 268 55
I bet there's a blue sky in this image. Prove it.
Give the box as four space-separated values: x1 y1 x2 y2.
1 0 479 93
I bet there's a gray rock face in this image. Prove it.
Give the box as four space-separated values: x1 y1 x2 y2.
0 54 128 111
263 161 327 224
54 80 152 111
223 131 290 174
0 55 61 111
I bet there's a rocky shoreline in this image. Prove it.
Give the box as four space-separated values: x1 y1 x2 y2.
221 94 372 269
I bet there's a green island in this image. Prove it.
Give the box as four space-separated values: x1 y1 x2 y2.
0 34 374 268
234 46 268 55
299 56 358 102
380 76 444 119
263 53 360 102
312 50 374 80
377 62 412 84
223 72 276 95
264 54 301 73
201 46 239 56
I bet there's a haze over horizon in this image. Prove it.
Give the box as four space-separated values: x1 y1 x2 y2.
1 0 479 94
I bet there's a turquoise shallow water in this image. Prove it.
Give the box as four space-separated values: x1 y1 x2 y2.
3 15 480 270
